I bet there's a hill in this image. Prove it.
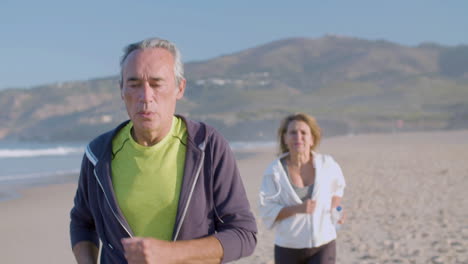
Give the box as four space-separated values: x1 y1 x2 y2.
1 36 468 142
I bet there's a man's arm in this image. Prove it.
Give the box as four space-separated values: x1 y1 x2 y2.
122 236 223 264
208 132 258 262
72 241 99 264
70 154 100 262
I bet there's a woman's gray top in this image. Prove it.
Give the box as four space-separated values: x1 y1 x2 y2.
280 158 314 201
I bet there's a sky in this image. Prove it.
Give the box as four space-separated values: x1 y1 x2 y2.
1 0 467 89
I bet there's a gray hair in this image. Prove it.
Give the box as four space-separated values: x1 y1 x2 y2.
119 37 185 87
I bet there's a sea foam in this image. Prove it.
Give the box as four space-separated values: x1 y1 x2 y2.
0 146 83 158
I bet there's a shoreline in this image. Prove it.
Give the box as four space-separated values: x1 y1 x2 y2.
0 140 278 203
1 128 467 203
0 149 267 203
0 172 79 202
2 127 465 200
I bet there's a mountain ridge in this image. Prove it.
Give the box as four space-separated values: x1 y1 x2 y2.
1 36 467 142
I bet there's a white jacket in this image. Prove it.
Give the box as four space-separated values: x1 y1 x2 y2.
258 152 346 249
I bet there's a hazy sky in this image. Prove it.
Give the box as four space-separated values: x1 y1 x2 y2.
1 0 467 89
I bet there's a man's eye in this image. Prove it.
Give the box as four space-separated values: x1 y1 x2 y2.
128 83 140 88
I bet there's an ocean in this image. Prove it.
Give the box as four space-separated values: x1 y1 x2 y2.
0 140 275 187
0 141 85 186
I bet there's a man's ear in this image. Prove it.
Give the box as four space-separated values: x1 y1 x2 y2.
119 78 124 100
120 87 124 100
176 79 186 100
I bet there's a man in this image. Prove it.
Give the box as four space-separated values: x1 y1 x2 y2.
70 38 257 263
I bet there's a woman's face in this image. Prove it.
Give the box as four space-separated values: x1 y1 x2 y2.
284 120 314 154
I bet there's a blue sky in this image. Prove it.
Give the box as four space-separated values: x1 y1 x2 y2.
1 0 467 89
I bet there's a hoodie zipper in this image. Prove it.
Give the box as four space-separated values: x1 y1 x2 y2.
173 141 206 241
94 169 133 238
87 134 207 241
86 145 133 238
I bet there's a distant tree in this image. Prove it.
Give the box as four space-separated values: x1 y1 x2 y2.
439 45 468 77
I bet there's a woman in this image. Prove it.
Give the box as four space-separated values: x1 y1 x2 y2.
259 113 346 264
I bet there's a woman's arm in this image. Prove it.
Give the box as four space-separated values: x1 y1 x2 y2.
331 195 341 209
331 195 346 224
275 199 316 222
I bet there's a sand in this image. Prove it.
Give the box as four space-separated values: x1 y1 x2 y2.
1 130 467 263
0 183 78 263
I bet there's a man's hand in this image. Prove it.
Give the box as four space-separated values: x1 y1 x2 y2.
72 241 99 264
122 236 223 264
122 237 174 264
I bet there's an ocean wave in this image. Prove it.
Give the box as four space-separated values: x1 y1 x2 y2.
0 141 272 159
0 169 80 183
229 141 275 151
0 146 84 158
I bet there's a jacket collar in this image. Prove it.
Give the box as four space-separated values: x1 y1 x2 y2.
276 151 321 166
274 150 324 203
86 115 209 240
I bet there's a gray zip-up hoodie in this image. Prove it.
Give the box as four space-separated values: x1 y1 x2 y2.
70 116 257 263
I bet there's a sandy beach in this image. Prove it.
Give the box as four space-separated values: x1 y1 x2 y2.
1 130 467 263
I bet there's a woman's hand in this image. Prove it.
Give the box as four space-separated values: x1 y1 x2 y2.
275 199 316 222
296 199 316 214
337 208 346 224
331 195 346 224
331 196 341 209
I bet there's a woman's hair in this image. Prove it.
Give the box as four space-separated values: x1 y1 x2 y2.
277 112 321 154
119 37 184 87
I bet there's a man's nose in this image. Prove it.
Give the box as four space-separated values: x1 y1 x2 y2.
139 83 153 102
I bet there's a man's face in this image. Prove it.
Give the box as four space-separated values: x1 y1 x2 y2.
121 48 185 138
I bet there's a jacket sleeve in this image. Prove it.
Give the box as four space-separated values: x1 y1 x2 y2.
69 154 99 249
329 156 346 197
258 166 284 230
209 134 257 263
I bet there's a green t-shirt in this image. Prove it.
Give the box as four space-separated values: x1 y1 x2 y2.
111 116 187 240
